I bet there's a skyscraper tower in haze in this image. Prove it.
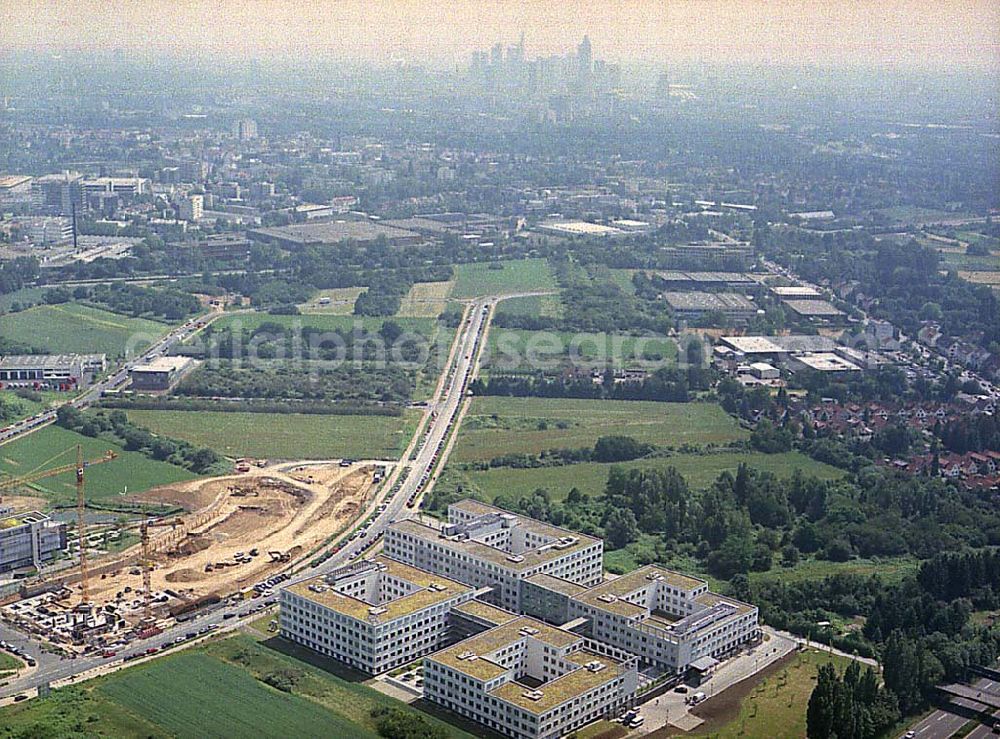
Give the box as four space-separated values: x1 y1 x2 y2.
576 35 594 97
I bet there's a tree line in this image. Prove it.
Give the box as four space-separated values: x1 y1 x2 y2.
56 406 224 474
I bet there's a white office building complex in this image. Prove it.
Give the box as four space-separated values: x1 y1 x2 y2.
284 502 759 738
279 556 476 674
424 615 638 739
383 500 604 612
562 565 759 674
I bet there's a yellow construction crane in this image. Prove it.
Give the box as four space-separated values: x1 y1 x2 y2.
0 445 118 604
140 519 153 622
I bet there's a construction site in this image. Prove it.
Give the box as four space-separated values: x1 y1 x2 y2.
0 457 383 655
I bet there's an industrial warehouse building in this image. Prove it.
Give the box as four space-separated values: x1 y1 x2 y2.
128 356 194 391
782 298 846 322
249 218 422 248
662 291 759 323
659 241 753 270
0 511 68 573
656 271 757 291
0 354 106 389
283 501 759 738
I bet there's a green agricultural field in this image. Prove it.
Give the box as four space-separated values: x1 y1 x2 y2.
397 280 455 318
495 292 563 318
98 652 365 739
942 253 1000 271
126 409 422 460
452 398 745 463
0 635 475 739
877 205 976 226
204 637 475 738
211 312 438 337
0 425 197 506
484 328 676 370
0 303 169 358
439 450 843 502
609 269 638 294
450 258 556 298
298 287 365 315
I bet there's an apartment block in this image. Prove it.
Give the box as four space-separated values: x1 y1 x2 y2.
383 500 604 612
279 556 476 674
424 615 638 739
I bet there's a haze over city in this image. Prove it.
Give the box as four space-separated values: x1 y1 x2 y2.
2 0 998 69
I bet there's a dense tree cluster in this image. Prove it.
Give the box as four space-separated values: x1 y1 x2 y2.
0 256 39 295
369 706 446 739
176 362 414 406
195 320 426 364
471 367 702 402
73 283 201 320
807 661 899 739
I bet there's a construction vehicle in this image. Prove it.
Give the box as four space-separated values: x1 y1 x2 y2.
268 550 291 563
0 445 118 605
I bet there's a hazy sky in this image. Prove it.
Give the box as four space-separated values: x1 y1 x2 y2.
2 0 998 70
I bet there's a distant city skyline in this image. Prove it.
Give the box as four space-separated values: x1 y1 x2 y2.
1 0 997 71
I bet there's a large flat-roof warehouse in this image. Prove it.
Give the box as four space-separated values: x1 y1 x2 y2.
719 335 838 356
663 291 758 321
249 219 422 247
782 298 845 318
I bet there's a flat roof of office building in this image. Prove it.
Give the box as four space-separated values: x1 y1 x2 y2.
452 600 520 627
389 514 597 572
428 615 584 684
285 555 473 624
491 649 624 714
572 565 706 618
536 221 625 236
525 573 589 597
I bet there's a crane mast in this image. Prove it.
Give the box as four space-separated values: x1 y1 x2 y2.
141 520 152 621
75 444 89 605
0 444 117 605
